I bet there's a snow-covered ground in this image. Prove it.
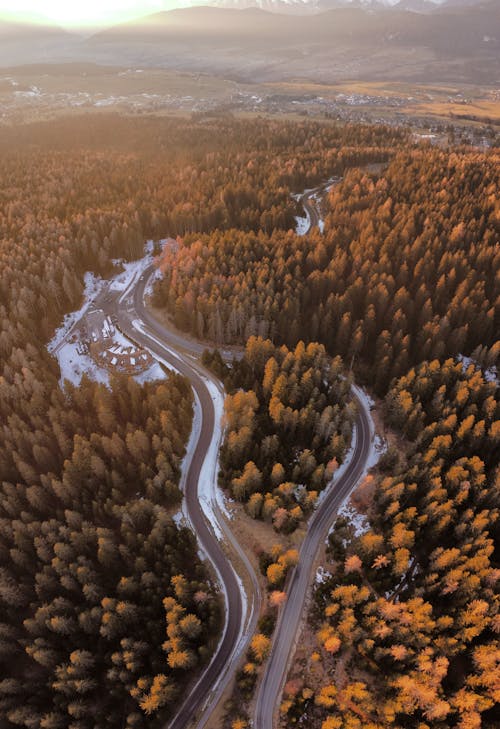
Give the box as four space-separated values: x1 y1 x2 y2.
134 362 167 385
351 384 381 476
367 434 387 470
47 241 172 388
315 427 357 509
130 320 183 377
47 272 103 354
107 328 140 356
336 502 370 538
316 383 379 543
171 510 186 529
110 256 152 299
292 186 314 237
199 374 235 523
50 310 168 387
323 385 386 542
112 237 175 299
294 211 311 236
55 338 167 388
144 267 163 298
192 377 226 540
293 176 341 236
56 340 110 387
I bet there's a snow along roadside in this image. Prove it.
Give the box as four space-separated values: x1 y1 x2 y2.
129 268 261 728
191 369 261 728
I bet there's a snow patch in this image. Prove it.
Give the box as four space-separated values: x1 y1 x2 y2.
367 434 387 470
109 257 153 300
108 328 138 354
179 390 203 499
294 212 311 236
457 353 498 384
130 320 183 376
352 384 379 476
55 340 109 387
172 511 185 527
336 502 370 538
134 362 167 384
200 375 234 522
316 426 357 508
48 272 104 353
315 566 333 585
353 385 376 412
196 377 229 534
144 266 163 298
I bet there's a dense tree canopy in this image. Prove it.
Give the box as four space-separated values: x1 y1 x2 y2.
284 356 499 729
0 368 223 728
153 148 499 395
1 112 497 729
1 114 396 727
212 337 354 531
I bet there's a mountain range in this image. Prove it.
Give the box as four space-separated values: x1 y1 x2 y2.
199 0 489 10
0 20 76 67
0 1 498 85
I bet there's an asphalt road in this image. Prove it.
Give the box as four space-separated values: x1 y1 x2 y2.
254 389 373 729
104 176 371 729
112 275 260 729
253 178 374 729
298 177 340 231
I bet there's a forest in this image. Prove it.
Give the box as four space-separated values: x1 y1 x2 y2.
0 112 497 729
153 147 499 395
282 354 499 728
0 114 402 727
205 337 355 532
0 367 221 728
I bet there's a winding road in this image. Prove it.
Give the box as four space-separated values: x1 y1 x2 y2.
108 278 260 729
97 180 374 729
254 180 375 729
296 177 341 233
254 386 373 729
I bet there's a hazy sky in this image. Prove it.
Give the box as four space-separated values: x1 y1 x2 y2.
0 0 448 27
0 0 191 27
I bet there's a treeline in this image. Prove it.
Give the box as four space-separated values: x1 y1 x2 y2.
209 337 354 532
283 356 499 728
153 148 499 395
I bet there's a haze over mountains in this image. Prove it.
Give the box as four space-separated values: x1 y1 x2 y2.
0 0 498 84
200 0 488 10
0 19 76 67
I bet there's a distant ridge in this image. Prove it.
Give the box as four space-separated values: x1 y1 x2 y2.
89 4 500 53
85 3 500 84
186 0 490 9
0 19 78 66
0 3 498 85
0 19 73 37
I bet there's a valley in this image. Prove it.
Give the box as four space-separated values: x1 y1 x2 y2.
1 65 497 148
